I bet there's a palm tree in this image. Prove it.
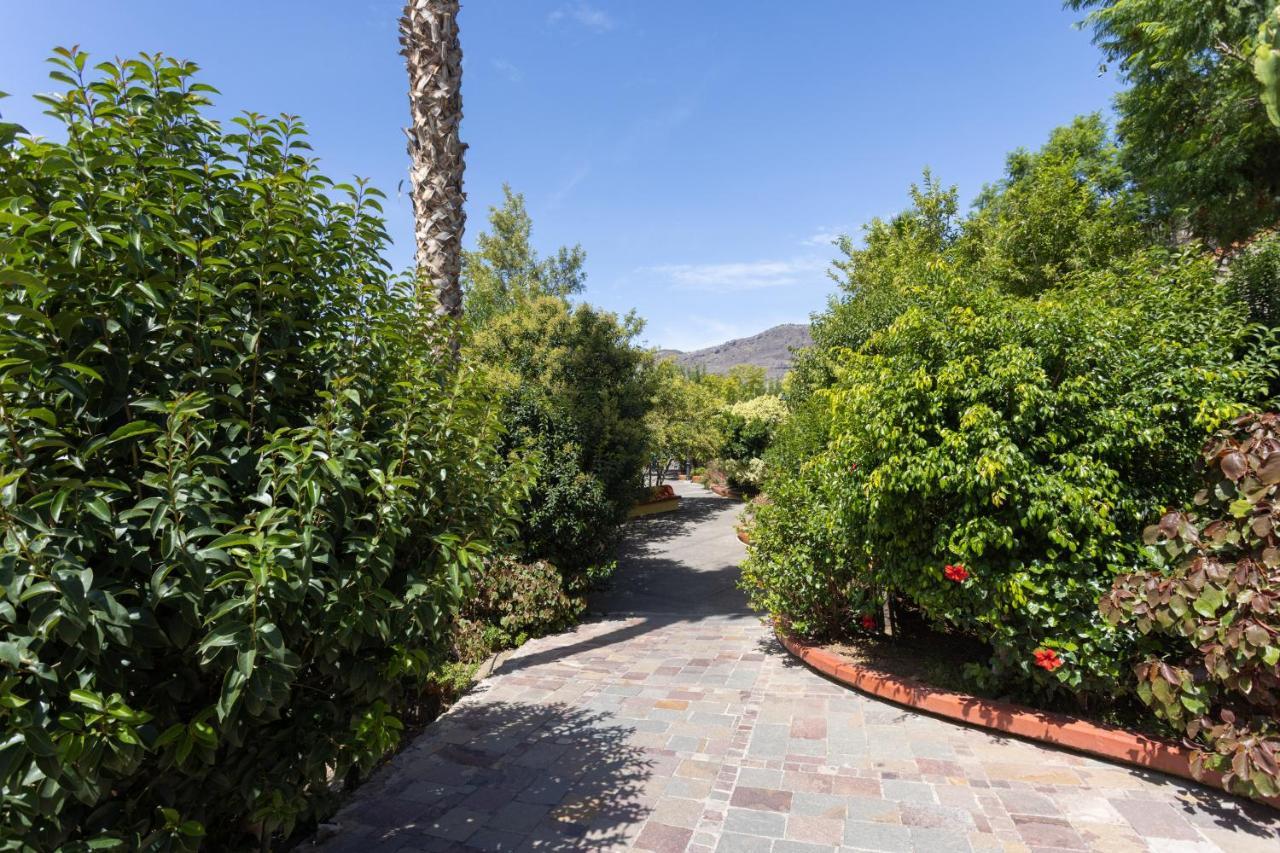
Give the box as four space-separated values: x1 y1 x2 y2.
399 0 466 319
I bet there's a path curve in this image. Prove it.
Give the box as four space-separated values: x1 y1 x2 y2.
317 481 1280 852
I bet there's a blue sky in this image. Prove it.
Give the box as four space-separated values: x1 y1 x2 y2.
2 2 1119 351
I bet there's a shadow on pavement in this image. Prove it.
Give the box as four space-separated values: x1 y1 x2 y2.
618 488 734 546
321 701 653 852
590 483 751 619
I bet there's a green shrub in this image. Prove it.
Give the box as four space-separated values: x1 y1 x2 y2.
745 249 1272 703
456 555 584 655
1229 231 1280 329
0 51 522 849
470 295 652 589
713 457 766 493
1102 413 1280 799
646 359 724 469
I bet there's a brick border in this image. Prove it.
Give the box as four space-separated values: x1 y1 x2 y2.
777 630 1280 810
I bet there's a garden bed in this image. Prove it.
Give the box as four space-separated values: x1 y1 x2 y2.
628 484 681 518
778 629 1280 810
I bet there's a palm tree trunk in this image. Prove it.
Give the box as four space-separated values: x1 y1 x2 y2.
400 0 466 319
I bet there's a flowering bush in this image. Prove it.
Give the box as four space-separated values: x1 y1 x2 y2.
744 249 1270 703
1101 413 1280 799
640 484 677 503
1035 649 1065 672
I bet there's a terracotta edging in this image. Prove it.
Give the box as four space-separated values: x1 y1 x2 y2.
777 630 1280 810
736 528 751 545
709 483 743 500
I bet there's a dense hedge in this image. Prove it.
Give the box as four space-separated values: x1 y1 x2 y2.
0 52 522 849
744 115 1279 707
470 295 652 589
744 247 1272 704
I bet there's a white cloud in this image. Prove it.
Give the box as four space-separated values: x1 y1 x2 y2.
492 59 523 83
801 223 858 247
649 257 828 293
549 2 616 32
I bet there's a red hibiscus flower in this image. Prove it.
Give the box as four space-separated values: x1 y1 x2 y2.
860 614 877 631
943 563 970 583
1034 648 1064 672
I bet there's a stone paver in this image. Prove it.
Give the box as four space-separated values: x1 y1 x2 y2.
317 481 1280 851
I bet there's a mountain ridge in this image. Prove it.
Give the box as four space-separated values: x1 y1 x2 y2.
655 323 812 379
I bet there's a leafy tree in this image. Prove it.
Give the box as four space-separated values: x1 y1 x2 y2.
964 115 1147 295
470 296 652 588
0 51 522 848
720 395 789 464
791 118 1145 401
1254 4 1280 126
461 185 586 328
647 359 725 467
788 173 961 401
1068 0 1280 247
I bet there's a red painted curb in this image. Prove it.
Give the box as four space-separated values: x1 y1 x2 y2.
777 630 1280 810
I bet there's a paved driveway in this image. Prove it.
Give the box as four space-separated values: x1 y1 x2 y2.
316 480 1280 851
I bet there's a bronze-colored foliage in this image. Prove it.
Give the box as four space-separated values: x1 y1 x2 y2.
1103 413 1280 799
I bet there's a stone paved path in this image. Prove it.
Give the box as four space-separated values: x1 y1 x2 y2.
317 481 1280 852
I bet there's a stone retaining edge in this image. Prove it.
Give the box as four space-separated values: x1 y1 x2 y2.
776 629 1280 810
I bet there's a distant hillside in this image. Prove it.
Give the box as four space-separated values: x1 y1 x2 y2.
655 323 812 380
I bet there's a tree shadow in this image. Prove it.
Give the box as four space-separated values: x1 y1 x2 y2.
315 700 654 852
589 555 751 620
618 488 739 547
311 480 754 851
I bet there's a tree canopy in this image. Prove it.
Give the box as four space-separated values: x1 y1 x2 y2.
461 184 586 328
1068 0 1280 246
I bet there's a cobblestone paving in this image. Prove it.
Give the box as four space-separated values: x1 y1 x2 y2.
316 482 1280 852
